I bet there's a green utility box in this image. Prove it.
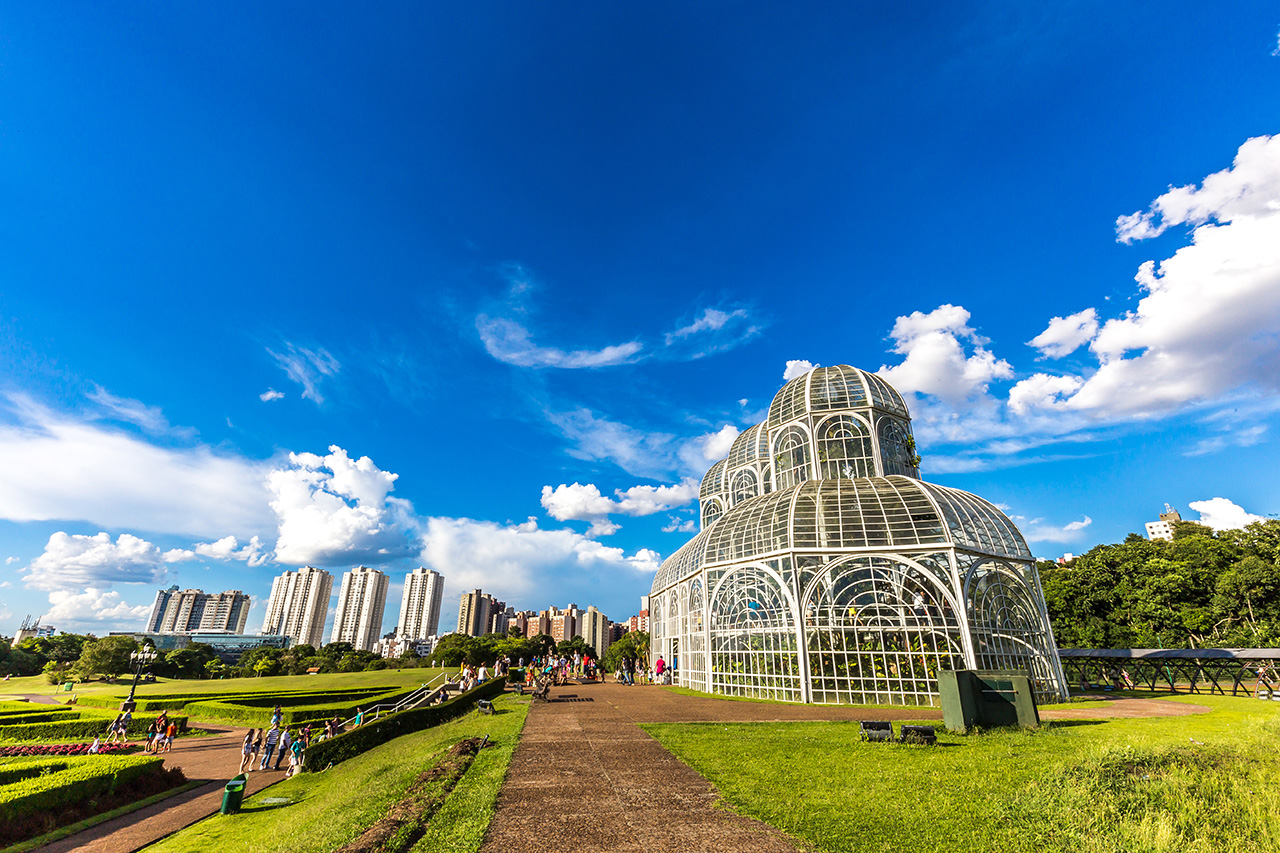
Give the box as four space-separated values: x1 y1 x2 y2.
939 670 1040 733
220 774 247 815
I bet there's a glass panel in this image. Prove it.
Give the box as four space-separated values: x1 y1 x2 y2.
709 565 802 701
773 426 811 490
731 468 759 505
816 415 874 479
966 560 1065 703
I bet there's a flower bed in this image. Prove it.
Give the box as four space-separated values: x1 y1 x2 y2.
0 742 135 757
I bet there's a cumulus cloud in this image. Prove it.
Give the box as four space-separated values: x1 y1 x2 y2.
477 316 644 368
259 388 285 402
1028 308 1099 359
0 394 273 538
419 515 662 602
876 134 1280 468
43 588 151 630
549 408 737 479
540 478 699 537
267 342 340 403
783 360 818 382
1189 497 1264 531
22 532 169 592
268 446 419 566
662 516 698 533
185 535 271 566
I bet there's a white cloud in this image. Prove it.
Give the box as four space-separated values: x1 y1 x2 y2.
267 343 340 403
662 516 698 533
259 388 285 402
1028 308 1099 359
1188 497 1264 531
540 478 699 536
0 394 273 538
419 515 662 602
268 446 419 566
549 408 737 479
664 308 759 352
879 305 1013 406
186 534 271 566
4 556 17 565
783 360 818 382
476 316 643 368
22 532 169 592
1022 516 1092 543
89 387 193 437
43 588 150 630
162 548 195 563
1184 423 1268 457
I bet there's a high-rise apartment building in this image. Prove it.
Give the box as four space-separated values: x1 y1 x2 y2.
579 605 612 658
261 566 333 647
331 566 389 651
457 589 502 637
1146 504 1183 541
548 605 579 642
146 586 250 634
397 567 444 640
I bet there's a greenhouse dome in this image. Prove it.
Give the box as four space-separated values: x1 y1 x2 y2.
651 365 1069 705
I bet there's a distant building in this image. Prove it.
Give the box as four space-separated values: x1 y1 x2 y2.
547 605 579 642
1146 504 1183 541
397 567 444 641
579 605 612 657
261 566 333 647
10 616 55 648
627 597 650 633
457 589 504 637
1055 553 1077 565
331 566 389 651
146 586 250 634
110 631 290 663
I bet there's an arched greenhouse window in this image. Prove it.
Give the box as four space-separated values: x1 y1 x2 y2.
774 426 811 490
817 416 873 479
878 418 917 477
702 498 724 528
731 468 759 505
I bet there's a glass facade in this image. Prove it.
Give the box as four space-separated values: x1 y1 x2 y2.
651 364 1069 705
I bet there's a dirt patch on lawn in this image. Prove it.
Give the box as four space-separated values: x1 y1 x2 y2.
332 737 485 853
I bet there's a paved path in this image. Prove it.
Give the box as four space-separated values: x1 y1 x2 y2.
481 685 803 853
480 683 1217 853
36 724 285 853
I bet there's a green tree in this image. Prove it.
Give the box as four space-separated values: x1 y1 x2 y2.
73 635 139 680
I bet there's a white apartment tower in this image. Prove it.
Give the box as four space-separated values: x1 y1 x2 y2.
261 566 333 648
147 587 250 634
331 566 389 651
397 567 444 641
579 605 612 658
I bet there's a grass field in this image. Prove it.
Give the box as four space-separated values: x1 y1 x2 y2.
147 692 529 853
645 694 1280 853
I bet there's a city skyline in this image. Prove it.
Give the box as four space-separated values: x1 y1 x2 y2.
2 4 1280 635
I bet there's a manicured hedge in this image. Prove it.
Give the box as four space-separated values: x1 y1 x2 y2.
76 686 397 713
0 754 166 823
0 710 78 725
0 758 69 786
182 687 417 727
303 678 507 771
0 712 188 742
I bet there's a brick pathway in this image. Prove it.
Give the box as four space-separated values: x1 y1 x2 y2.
36 725 285 853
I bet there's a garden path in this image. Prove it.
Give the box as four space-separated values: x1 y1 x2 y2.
36 723 285 853
479 683 1214 853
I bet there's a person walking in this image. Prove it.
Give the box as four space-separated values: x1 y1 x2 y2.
259 723 282 770
273 729 291 770
239 729 256 773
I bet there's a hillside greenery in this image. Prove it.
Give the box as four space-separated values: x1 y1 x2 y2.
1041 519 1280 649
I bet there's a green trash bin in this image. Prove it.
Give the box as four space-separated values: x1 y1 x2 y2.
220 774 247 815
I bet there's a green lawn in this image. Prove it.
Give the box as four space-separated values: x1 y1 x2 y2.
659 682 1116 711
147 692 529 853
645 694 1280 853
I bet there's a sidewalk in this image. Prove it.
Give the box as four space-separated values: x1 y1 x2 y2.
36 725 286 853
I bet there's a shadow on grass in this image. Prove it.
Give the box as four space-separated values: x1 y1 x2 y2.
1044 719 1110 729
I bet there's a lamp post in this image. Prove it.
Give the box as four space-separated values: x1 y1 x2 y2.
122 646 158 711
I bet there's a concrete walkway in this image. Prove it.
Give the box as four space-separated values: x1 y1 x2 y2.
36 724 285 853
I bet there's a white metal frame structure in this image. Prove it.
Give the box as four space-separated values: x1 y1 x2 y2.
651 365 1069 705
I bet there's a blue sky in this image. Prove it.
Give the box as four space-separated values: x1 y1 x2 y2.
2 3 1280 638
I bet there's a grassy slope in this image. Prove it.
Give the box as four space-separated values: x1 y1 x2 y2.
147 692 529 853
645 695 1280 853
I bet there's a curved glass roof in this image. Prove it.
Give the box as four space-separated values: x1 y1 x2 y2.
699 458 727 503
726 422 769 470
767 365 909 428
654 475 1031 594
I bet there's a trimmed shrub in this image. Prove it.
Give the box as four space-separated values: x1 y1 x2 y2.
0 758 70 786
303 678 507 771
182 687 417 727
0 712 188 742
0 754 167 823
0 710 78 725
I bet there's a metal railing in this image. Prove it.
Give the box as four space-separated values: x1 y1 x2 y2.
339 671 453 729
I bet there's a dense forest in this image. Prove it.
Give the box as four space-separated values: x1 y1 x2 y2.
1040 519 1280 649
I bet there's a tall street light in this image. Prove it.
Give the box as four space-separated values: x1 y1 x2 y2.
123 646 158 711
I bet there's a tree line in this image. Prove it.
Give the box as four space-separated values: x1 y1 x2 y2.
1040 519 1280 649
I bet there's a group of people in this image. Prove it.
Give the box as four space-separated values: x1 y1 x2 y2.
144 712 178 752
240 722 306 777
103 708 133 743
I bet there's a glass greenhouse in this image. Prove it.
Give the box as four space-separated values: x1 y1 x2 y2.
650 365 1069 705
